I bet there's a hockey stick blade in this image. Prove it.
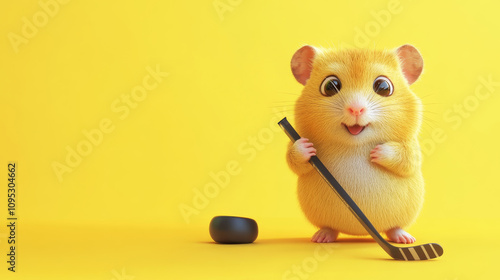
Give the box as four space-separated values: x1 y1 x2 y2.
278 117 443 261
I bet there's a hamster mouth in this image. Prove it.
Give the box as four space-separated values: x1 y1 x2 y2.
343 123 368 135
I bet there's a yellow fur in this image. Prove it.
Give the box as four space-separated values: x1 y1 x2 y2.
287 46 424 236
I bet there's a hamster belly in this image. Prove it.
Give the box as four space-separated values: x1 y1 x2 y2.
297 149 424 235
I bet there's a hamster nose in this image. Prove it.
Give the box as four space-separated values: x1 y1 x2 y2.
347 105 366 116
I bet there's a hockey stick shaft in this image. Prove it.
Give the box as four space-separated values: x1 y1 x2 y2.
278 117 395 257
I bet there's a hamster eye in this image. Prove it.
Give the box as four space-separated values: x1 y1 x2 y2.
373 76 393 97
320 75 341 97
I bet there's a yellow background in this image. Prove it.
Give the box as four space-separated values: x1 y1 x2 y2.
1 0 499 279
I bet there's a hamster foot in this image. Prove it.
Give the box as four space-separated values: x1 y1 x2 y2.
311 228 339 243
385 227 416 244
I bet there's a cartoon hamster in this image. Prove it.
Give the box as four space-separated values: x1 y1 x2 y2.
286 45 425 244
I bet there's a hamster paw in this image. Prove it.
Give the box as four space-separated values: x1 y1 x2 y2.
385 227 416 244
370 143 395 166
292 138 317 163
312 228 339 243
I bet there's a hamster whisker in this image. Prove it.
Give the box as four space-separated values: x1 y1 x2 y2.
271 102 296 107
271 105 296 109
420 103 444 107
275 91 301 96
271 100 296 104
272 109 295 115
421 116 439 126
269 108 295 113
272 104 295 109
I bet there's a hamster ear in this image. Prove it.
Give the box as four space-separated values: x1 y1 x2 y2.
291 45 317 85
396 45 423 85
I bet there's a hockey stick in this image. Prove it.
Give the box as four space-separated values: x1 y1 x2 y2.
278 117 443 261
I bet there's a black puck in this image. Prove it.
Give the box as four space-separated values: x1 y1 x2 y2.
209 216 258 244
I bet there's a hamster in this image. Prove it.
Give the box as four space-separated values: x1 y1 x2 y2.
286 44 425 244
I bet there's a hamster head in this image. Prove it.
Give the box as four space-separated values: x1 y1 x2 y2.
291 45 424 146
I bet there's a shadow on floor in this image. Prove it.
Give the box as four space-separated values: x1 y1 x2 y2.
256 237 377 244
199 237 378 245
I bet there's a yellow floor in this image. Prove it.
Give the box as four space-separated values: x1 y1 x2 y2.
1 220 496 280
2 2 500 279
